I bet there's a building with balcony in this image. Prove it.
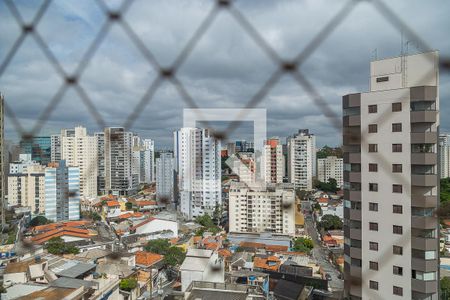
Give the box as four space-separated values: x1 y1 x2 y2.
174 128 221 219
317 156 344 188
343 51 439 300
287 129 316 190
8 164 45 213
228 182 295 235
262 138 284 184
156 151 175 203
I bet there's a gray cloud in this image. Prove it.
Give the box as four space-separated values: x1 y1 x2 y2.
0 0 449 150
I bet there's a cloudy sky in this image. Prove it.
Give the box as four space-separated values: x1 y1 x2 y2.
0 0 449 150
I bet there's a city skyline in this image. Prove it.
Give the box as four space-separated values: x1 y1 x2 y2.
0 0 449 148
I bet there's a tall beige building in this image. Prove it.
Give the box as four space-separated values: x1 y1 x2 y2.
287 129 316 190
228 182 295 235
317 156 343 188
343 51 439 300
262 138 284 183
7 165 46 214
61 126 98 198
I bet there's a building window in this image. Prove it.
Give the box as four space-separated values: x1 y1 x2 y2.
369 242 378 251
376 76 389 82
393 225 403 235
369 202 378 212
392 164 402 173
369 105 377 113
393 245 403 255
393 205 403 214
369 261 379 271
393 184 403 193
369 144 378 152
369 222 379 231
369 281 379 290
369 183 378 192
392 144 402 152
368 124 378 133
392 102 402 112
393 266 403 276
392 123 402 132
369 163 378 172
393 286 403 296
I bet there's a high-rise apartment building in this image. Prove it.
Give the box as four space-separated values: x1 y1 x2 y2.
51 134 61 162
0 94 4 226
343 51 439 300
262 138 284 183
439 134 450 178
95 132 105 195
156 151 175 203
228 182 295 235
317 156 344 188
60 126 98 199
45 160 80 222
104 127 138 196
8 164 45 214
287 129 316 190
174 128 221 219
19 136 51 165
132 138 155 184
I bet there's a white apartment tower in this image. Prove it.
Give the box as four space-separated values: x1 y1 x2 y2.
131 138 155 184
156 151 175 203
287 129 316 190
229 182 295 235
60 126 98 199
262 138 284 183
317 156 344 188
104 127 138 196
45 160 80 222
95 132 105 195
174 128 221 219
343 51 439 300
439 134 449 178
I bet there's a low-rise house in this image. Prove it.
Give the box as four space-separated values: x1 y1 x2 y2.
3 257 48 286
135 251 164 268
30 226 94 245
253 256 281 272
180 249 224 292
134 200 159 212
130 217 178 238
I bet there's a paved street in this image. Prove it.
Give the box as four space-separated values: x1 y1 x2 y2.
303 201 344 293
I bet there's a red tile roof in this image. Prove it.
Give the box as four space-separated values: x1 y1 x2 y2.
32 220 90 232
136 200 157 207
106 201 120 207
253 256 280 271
218 249 232 258
31 227 91 244
136 251 164 266
130 217 155 231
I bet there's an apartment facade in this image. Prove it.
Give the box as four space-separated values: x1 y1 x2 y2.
343 51 439 300
95 132 105 195
50 134 61 162
60 126 98 199
439 134 449 178
287 129 316 190
131 138 155 185
228 182 295 235
104 127 138 196
174 128 221 219
262 138 284 184
8 165 45 213
156 151 175 203
317 156 344 188
45 160 80 222
19 136 51 166
0 94 3 226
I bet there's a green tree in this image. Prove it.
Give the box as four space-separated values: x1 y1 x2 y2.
441 178 450 203
318 215 343 231
314 178 338 193
293 237 314 253
144 239 171 254
125 202 133 210
441 277 450 299
29 216 52 227
119 278 138 291
164 246 186 266
92 212 101 221
45 237 79 255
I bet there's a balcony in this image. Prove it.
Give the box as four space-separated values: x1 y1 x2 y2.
411 279 438 294
411 195 438 207
411 153 437 165
344 190 361 201
344 171 361 183
350 247 362 259
410 111 438 123
411 174 437 187
350 265 362 278
411 216 438 229
411 132 437 144
343 115 361 127
343 152 361 163
349 228 361 240
411 237 438 250
411 258 438 272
